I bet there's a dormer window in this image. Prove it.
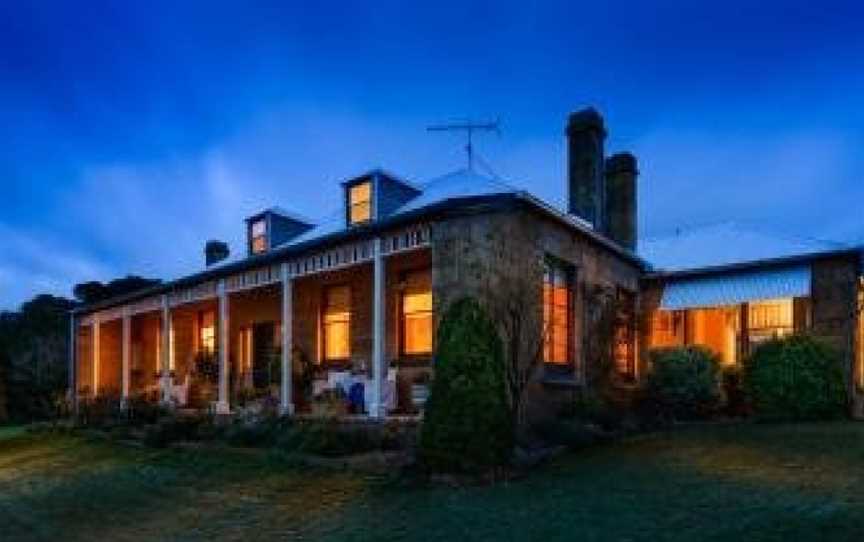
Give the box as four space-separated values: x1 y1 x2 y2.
250 218 268 255
349 181 372 225
245 208 315 257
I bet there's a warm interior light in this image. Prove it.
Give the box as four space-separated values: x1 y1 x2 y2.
200 310 216 353
349 182 372 224
323 285 351 360
401 269 432 355
543 262 571 364
251 219 268 254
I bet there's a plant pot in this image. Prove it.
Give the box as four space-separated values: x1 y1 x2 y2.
411 384 430 410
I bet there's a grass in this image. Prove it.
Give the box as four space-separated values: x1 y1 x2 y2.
3 423 864 541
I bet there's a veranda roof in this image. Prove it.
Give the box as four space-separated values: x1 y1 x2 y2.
660 264 811 310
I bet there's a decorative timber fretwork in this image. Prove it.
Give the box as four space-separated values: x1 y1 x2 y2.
169 280 218 306
78 223 430 327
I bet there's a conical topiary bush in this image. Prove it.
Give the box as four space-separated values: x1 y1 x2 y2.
419 297 512 473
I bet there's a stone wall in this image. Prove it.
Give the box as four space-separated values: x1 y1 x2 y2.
430 207 642 424
811 256 860 399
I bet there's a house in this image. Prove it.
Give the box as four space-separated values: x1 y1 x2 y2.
69 108 864 419
640 223 864 405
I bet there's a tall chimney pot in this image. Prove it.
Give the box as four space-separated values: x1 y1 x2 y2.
566 107 607 229
205 240 230 267
604 152 638 251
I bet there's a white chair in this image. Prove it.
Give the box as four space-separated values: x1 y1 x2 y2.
327 370 352 394
171 374 190 407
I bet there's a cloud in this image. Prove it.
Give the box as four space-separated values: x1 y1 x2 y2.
0 224 113 310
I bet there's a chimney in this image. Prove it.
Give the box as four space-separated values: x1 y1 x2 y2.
604 152 638 251
566 108 606 229
205 240 230 267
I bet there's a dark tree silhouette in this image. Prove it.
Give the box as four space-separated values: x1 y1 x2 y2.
73 275 161 304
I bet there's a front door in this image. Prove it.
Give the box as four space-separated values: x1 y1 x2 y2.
252 322 276 390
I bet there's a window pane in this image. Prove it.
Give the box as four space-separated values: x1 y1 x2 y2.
404 313 432 354
323 286 351 360
350 202 371 224
349 182 371 203
543 260 573 365
252 235 267 254
400 269 433 355
324 322 350 360
200 310 216 352
251 219 266 237
349 182 372 224
404 290 431 313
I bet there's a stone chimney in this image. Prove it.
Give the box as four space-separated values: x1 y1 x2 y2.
604 152 638 251
566 108 607 229
205 240 230 267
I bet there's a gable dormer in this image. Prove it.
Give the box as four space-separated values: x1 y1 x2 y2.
343 170 421 227
245 207 315 256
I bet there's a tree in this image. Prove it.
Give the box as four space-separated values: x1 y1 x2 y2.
73 275 161 304
420 297 511 472
1 295 75 422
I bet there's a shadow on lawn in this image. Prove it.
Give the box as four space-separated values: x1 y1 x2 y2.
0 432 371 542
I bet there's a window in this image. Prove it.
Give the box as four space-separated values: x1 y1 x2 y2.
199 310 216 354
348 182 372 224
543 260 573 365
251 219 268 254
400 269 432 356
748 298 794 347
322 285 351 361
613 289 636 379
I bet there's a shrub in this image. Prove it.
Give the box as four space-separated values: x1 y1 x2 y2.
742 335 846 421
721 365 750 417
419 297 513 473
642 346 722 420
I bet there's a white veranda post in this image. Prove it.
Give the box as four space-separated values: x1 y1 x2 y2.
160 295 171 404
92 315 100 396
216 279 230 414
281 263 294 415
371 237 386 418
121 310 131 405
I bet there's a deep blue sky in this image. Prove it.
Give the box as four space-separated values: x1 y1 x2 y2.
1 1 863 309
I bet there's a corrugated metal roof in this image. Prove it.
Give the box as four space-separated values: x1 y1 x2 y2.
660 264 811 310
640 222 849 273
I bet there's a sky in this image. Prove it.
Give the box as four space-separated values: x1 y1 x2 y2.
1 1 863 310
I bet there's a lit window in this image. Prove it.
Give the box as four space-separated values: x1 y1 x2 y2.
651 310 686 347
401 269 432 356
251 219 267 254
199 310 216 353
613 289 636 379
323 285 351 361
748 298 794 346
349 182 372 224
543 260 572 365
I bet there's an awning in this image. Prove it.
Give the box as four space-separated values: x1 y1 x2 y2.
660 265 811 310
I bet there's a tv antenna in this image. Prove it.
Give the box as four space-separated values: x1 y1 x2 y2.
427 119 500 171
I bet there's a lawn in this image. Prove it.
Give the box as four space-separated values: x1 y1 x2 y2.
3 423 864 541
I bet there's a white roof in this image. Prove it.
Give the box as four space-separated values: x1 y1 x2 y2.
639 222 850 273
391 168 518 214
280 168 519 248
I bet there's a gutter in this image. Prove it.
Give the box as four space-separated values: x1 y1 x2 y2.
642 246 864 282
73 192 648 316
